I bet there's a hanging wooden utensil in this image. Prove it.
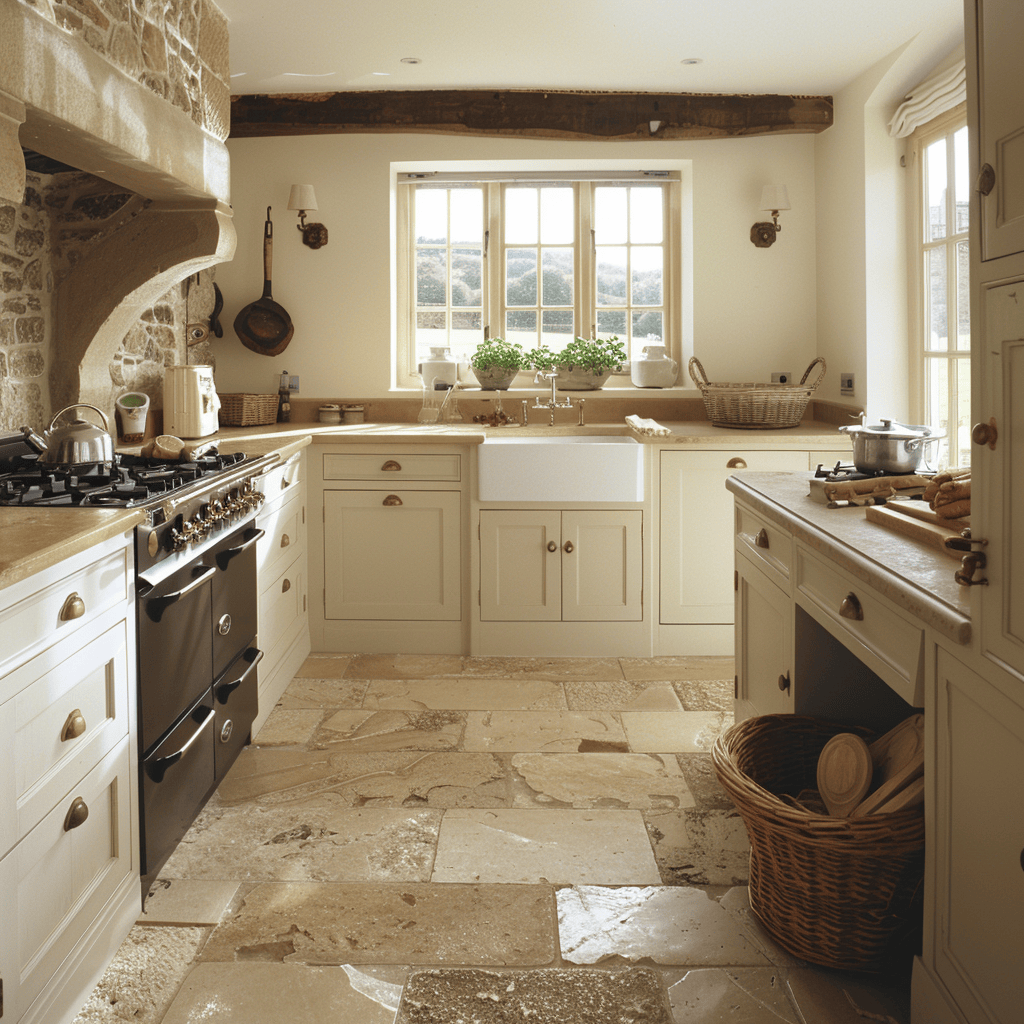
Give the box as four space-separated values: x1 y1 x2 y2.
233 207 294 356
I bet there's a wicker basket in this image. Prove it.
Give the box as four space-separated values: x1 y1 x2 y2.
711 715 925 972
218 393 279 427
689 356 826 428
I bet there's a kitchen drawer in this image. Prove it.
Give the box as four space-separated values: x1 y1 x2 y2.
0 545 129 681
735 501 792 592
322 451 461 482
0 737 134 1022
259 553 305 661
0 612 131 852
257 489 305 584
795 546 924 705
256 451 303 503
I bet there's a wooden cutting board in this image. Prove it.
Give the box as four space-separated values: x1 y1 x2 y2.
865 505 963 560
817 733 873 817
885 500 970 531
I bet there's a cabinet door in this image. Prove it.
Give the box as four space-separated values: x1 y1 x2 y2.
323 490 461 620
660 450 805 625
933 649 1024 1024
735 552 793 720
561 510 642 622
479 510 561 622
969 0 1024 261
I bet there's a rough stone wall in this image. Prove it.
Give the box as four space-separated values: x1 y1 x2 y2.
17 0 230 141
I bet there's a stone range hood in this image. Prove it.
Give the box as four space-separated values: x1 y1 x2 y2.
0 0 234 428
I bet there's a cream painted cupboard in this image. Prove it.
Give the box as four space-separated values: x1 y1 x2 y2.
0 532 139 1024
479 509 642 622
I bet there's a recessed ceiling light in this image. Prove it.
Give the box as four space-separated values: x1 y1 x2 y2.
680 58 703 65
400 57 422 64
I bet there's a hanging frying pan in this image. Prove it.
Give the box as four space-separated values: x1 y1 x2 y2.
233 207 294 356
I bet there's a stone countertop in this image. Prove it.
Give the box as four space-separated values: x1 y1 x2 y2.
727 471 972 646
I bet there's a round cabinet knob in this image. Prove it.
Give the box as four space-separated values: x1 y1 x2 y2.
563 541 574 554
60 592 86 621
63 796 89 832
547 541 558 552
60 708 87 742
727 457 748 469
282 578 292 593
778 672 791 693
281 533 291 548
972 419 998 450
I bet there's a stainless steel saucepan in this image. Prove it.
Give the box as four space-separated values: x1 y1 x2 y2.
838 418 944 475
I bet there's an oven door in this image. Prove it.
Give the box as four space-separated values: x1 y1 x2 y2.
210 524 264 678
137 562 215 755
214 644 262 780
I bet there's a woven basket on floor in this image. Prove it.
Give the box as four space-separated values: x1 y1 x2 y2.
711 714 925 972
689 356 826 428
218 393 278 426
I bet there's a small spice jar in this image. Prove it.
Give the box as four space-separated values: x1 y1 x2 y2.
318 404 341 424
342 404 365 424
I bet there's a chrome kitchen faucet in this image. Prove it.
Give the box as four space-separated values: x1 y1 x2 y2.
532 371 575 426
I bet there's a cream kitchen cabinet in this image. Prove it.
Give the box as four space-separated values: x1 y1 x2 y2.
479 509 642 622
0 531 139 1024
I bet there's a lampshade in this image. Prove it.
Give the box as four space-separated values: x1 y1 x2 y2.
760 185 790 212
288 184 318 211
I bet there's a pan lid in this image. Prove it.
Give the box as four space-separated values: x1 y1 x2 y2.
839 418 935 440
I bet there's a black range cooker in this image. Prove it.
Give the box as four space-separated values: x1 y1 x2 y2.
0 430 279 891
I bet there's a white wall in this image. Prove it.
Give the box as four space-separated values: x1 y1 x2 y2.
212 132 818 401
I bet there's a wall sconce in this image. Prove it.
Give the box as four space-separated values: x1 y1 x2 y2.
750 184 790 247
288 184 328 249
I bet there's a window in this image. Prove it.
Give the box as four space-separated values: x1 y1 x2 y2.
396 171 681 387
914 111 970 468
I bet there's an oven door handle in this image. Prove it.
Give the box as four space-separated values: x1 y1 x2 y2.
216 647 264 704
215 528 266 570
144 564 216 623
144 708 216 783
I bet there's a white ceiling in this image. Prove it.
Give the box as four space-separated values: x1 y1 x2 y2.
217 0 963 98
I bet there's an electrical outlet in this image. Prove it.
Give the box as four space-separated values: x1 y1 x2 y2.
288 375 300 392
771 371 794 384
840 371 855 394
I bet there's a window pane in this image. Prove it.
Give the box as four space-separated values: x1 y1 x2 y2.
451 249 482 307
450 189 483 245
926 247 947 351
925 356 949 466
541 248 573 305
630 187 663 243
954 357 971 468
415 189 447 243
595 187 627 244
926 137 947 241
631 247 663 305
956 240 970 351
506 310 536 350
541 310 573 347
450 311 482 360
633 310 663 343
598 310 627 336
505 188 538 244
540 188 573 244
954 127 970 233
416 249 446 306
596 246 627 305
506 248 537 306
416 311 447 353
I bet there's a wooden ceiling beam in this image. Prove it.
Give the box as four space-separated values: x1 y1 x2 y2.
229 89 833 141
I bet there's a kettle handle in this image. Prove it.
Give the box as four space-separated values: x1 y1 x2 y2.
50 404 110 432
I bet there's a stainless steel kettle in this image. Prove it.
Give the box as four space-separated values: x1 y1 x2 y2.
22 404 115 467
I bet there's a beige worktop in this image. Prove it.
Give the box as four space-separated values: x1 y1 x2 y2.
727 471 972 646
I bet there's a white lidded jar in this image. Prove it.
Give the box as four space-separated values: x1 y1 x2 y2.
417 347 458 388
630 344 678 388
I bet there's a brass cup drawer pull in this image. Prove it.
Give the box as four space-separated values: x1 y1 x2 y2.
60 592 86 621
281 533 291 548
755 528 770 549
547 541 558 552
727 457 747 469
839 593 864 621
282 578 292 593
381 460 402 472
63 796 89 832
383 494 403 506
60 708 87 742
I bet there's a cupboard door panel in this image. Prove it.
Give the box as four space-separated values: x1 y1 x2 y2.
562 511 642 622
480 510 561 622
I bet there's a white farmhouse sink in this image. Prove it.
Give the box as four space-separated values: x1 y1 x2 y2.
477 435 644 502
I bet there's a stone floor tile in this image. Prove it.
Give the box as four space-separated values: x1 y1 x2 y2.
673 679 736 713
785 967 912 1024
294 655 353 679
462 656 625 681
620 710 729 752
564 679 684 711
646 808 751 887
432 809 661 884
362 677 567 711
72 926 207 1024
159 802 441 882
199 882 557 966
463 710 627 752
667 967 799 1023
395 968 672 1024
717 888 807 968
275 676 367 709
620 656 735 682
511 753 696 809
314 709 466 751
345 654 465 679
557 885 771 967
141 879 240 925
676 753 737 810
253 708 322 745
160 963 401 1024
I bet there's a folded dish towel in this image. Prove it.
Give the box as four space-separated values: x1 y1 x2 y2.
625 415 671 437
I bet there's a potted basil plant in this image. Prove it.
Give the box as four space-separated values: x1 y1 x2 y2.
469 337 529 390
529 335 627 390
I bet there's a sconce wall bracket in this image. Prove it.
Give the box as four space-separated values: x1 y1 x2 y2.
299 220 329 249
750 222 778 247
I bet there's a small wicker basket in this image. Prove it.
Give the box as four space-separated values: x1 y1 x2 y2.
711 715 925 972
218 393 279 427
689 356 826 428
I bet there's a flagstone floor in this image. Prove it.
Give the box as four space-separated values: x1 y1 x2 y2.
74 654 912 1024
